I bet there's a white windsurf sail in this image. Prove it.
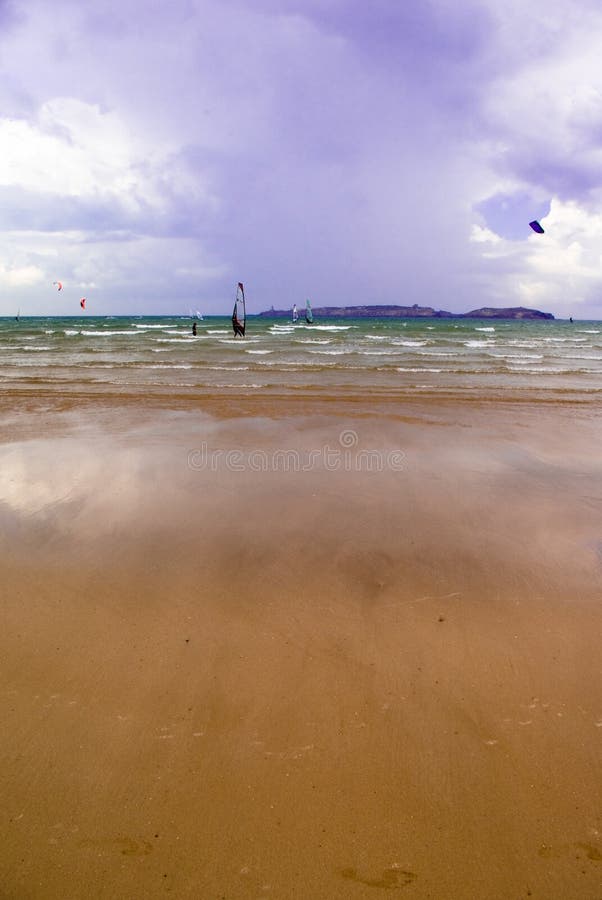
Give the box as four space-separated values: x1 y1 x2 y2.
232 282 246 337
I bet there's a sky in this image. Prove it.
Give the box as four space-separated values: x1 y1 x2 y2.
1 0 602 318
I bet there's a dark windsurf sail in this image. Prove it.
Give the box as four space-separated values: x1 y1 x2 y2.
305 298 313 324
232 282 246 337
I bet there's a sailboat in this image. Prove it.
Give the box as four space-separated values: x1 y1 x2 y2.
292 303 299 323
305 298 313 324
232 282 246 337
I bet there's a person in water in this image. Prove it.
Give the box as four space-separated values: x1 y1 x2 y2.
192 322 197 335
232 312 245 337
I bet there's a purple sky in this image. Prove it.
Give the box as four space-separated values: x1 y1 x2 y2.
1 0 602 318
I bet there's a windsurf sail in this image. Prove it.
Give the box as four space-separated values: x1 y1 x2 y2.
232 282 246 337
195 309 203 320
305 298 313 324
292 303 298 322
80 298 86 310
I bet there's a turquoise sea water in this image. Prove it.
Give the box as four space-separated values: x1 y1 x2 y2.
1 315 601 402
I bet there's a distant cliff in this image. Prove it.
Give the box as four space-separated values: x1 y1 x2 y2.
257 304 554 320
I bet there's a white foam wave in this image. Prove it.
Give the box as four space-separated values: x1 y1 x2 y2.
140 364 194 370
359 350 398 356
505 367 567 374
491 353 543 360
214 383 264 389
545 337 587 343
312 325 353 331
396 367 442 373
80 330 134 336
308 349 348 355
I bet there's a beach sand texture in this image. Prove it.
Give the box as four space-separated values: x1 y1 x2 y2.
1 397 601 899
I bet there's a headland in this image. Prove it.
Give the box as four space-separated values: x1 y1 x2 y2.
258 304 554 319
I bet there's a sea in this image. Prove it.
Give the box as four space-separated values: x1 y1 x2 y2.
1 315 601 405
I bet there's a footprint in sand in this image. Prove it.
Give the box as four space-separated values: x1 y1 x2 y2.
538 842 601 861
79 836 153 856
340 866 417 889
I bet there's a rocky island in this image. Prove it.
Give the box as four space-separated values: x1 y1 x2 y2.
257 304 554 320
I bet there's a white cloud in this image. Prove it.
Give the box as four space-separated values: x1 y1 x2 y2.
472 198 602 314
0 97 209 211
470 224 502 245
0 263 45 288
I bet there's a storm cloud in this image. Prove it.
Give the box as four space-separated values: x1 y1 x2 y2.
1 0 602 318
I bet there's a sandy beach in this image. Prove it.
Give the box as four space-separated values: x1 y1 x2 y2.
1 394 600 899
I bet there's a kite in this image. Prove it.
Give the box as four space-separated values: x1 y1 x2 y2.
80 298 86 309
53 281 63 291
529 220 545 234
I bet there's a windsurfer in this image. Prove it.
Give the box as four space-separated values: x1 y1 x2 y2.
232 311 245 337
232 282 246 337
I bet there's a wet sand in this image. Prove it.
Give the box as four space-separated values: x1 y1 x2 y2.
1 396 601 899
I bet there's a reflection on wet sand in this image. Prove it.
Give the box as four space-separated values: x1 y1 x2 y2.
1 401 601 899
